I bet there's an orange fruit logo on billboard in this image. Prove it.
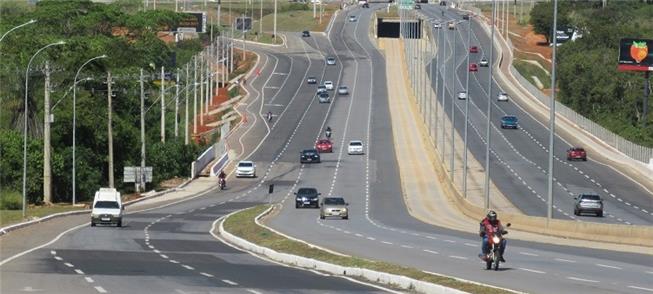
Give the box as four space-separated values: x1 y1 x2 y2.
630 41 648 64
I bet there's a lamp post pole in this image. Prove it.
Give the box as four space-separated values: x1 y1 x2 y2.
484 0 497 210
22 41 65 217
463 17 472 198
547 0 559 221
72 54 106 206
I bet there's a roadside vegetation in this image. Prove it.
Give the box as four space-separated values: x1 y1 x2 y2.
223 205 513 294
0 0 211 215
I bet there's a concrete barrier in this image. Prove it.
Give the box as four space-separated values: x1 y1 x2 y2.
218 207 470 294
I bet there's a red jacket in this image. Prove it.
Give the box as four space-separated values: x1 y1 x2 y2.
479 218 503 239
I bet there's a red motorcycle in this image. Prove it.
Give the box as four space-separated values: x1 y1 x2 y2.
485 223 510 270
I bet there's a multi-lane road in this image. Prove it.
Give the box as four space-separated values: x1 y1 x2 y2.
1 3 652 294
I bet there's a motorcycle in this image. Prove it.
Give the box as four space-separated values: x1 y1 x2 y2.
325 130 332 138
266 111 273 122
219 178 226 190
485 223 510 271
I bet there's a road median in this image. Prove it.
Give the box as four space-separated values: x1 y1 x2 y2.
215 204 519 294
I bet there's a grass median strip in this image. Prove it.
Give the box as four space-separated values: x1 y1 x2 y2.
222 205 514 294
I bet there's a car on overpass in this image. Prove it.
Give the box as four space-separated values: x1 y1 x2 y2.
302 30 310 37
317 92 330 103
349 15 358 22
236 160 256 178
326 56 336 65
457 91 467 100
300 149 321 163
320 197 349 220
315 139 333 153
500 115 519 129
469 46 479 53
295 187 320 208
479 57 489 67
567 147 587 161
574 193 603 217
433 23 442 29
497 92 509 102
469 63 478 72
307 76 317 84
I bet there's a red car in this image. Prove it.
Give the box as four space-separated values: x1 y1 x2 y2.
469 46 479 53
315 139 333 153
567 147 587 161
469 63 478 72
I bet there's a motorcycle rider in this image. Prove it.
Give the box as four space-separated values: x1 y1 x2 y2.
266 111 273 122
218 170 227 188
478 210 507 262
325 126 332 138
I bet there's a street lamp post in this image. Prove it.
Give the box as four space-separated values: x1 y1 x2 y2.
484 0 497 210
22 41 65 217
72 54 107 206
463 16 472 199
0 19 36 43
547 0 560 221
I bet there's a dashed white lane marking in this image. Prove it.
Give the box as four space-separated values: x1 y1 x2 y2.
85 277 94 283
444 240 456 243
169 260 179 264
64 262 74 267
596 263 622 270
449 255 468 260
54 256 63 261
400 245 414 249
555 258 577 263
95 286 108 293
222 279 238 286
74 269 84 275
629 286 653 292
153 249 160 254
463 243 477 247
518 268 546 274
200 272 214 277
366 237 376 241
423 249 439 255
50 250 56 255
181 265 194 270
646 271 653 275
381 241 393 245
246 290 263 294
567 276 599 283
355 233 364 237
160 254 168 259
519 252 539 257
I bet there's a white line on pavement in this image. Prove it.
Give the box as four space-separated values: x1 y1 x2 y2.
519 252 539 257
518 268 546 274
449 256 468 260
200 272 214 277
50 250 56 255
169 260 179 264
64 262 74 267
246 290 263 294
596 263 622 270
95 286 108 293
54 256 63 261
181 265 194 270
423 249 439 255
85 277 94 283
381 241 393 245
567 276 599 283
400 245 414 249
74 269 85 275
629 286 653 292
555 258 577 263
222 279 238 286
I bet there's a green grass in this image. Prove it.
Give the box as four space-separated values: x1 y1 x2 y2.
376 6 399 18
1 204 87 227
514 59 551 89
223 205 513 294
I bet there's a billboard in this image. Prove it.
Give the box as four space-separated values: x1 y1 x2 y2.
618 38 653 72
177 12 207 33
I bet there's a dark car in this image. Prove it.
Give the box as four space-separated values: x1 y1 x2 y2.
574 193 603 217
567 147 587 161
462 14 470 20
307 76 317 84
315 139 333 153
300 149 321 163
295 187 320 208
302 30 310 37
500 115 518 129
362 3 369 8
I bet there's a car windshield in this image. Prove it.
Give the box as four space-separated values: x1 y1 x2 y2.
572 148 585 152
238 162 253 167
350 141 362 146
94 201 120 209
581 194 601 201
503 116 517 122
303 150 316 155
318 140 330 144
339 86 347 89
324 198 345 205
297 188 318 197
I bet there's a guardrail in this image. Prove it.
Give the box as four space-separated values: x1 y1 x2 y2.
190 141 227 178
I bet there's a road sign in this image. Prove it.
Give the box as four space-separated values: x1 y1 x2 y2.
399 0 413 10
123 166 153 183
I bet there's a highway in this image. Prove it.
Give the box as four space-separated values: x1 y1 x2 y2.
2 3 652 294
0 22 388 294
420 4 653 226
263 3 653 294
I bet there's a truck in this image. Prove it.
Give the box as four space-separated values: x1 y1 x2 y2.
91 188 124 227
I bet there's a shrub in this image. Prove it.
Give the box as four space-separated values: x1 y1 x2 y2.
1 190 22 210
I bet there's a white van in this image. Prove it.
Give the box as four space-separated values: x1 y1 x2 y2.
91 188 123 227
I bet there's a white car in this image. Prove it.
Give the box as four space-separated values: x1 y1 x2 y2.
479 58 489 67
236 160 256 178
347 140 364 155
349 15 357 22
338 86 349 95
457 91 467 100
323 81 334 90
317 85 327 93
326 56 336 65
91 188 123 227
497 92 509 102
433 23 442 29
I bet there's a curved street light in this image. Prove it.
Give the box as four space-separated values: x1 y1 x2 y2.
22 40 65 217
72 54 107 206
0 19 36 44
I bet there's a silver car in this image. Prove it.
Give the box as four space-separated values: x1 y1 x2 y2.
326 56 336 65
338 86 349 95
574 193 603 217
497 92 509 102
457 91 467 100
317 92 330 103
320 197 349 220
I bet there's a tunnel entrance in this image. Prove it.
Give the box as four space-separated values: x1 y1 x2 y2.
377 18 421 39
